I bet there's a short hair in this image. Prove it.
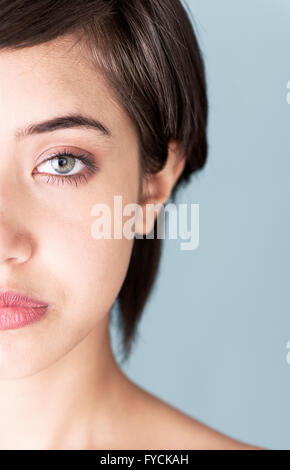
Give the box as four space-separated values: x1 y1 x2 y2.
0 0 208 361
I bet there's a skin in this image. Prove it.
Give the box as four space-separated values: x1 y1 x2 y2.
0 34 265 450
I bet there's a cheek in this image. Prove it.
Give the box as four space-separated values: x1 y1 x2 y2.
37 205 134 327
68 234 133 320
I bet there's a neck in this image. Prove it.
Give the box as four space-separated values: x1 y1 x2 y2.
0 315 125 449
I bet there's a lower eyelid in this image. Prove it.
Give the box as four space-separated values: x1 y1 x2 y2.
36 172 89 187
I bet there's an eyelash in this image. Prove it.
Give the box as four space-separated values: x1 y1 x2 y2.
33 150 99 187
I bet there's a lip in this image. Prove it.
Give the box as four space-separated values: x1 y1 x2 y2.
0 290 49 330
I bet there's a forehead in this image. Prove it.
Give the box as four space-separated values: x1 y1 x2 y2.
0 34 133 138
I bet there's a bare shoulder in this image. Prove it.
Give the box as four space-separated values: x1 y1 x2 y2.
122 378 265 450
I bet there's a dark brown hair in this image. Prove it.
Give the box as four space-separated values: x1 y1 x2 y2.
0 0 208 362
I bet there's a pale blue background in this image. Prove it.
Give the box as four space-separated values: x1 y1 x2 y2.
111 0 290 450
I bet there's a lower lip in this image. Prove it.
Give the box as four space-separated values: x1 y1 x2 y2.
0 306 49 330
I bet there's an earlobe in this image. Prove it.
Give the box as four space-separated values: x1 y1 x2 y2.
135 139 186 236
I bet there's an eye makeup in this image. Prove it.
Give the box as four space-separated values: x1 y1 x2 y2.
32 148 99 187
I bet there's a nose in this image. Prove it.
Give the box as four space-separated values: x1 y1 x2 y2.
0 165 33 266
0 216 32 265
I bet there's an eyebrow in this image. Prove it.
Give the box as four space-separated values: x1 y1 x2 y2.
15 113 112 140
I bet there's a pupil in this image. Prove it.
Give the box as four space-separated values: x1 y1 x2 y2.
58 157 67 167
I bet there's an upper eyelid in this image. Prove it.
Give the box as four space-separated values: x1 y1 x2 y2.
38 147 87 160
38 153 85 165
35 148 94 167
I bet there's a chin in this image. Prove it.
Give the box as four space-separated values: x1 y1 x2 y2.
0 343 53 379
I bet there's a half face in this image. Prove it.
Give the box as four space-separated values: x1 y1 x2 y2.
0 34 141 378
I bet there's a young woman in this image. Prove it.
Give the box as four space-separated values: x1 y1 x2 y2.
0 0 263 449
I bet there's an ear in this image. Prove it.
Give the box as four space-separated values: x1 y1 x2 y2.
135 138 186 236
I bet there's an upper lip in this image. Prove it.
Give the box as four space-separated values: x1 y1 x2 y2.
0 290 49 308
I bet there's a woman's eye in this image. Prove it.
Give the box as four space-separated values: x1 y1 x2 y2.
37 155 85 176
33 151 99 187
